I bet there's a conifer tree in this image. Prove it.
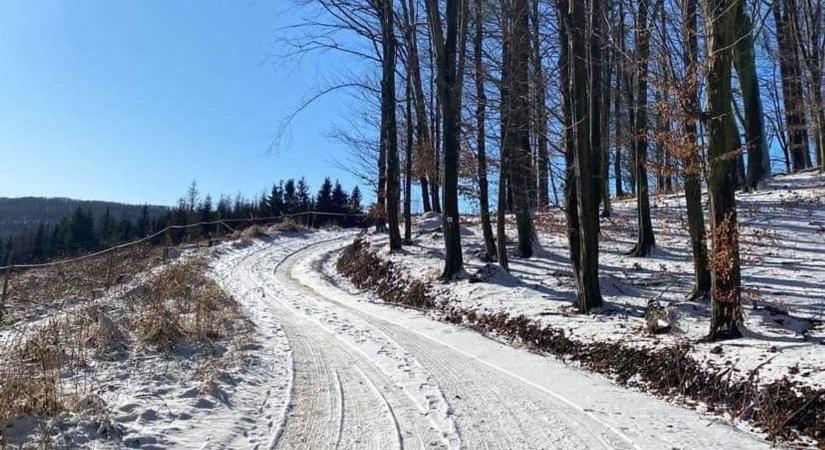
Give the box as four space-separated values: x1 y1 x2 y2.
316 178 334 212
331 181 349 213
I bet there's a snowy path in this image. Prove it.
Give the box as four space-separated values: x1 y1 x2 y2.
214 232 772 450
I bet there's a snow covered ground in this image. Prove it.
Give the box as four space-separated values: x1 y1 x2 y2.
206 228 772 449
4 168 821 449
361 171 825 393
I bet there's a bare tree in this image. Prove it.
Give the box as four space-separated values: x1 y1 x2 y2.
704 0 744 340
425 0 469 278
473 0 497 261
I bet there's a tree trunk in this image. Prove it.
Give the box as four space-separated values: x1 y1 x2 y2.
426 0 466 278
558 0 604 312
614 6 625 199
531 0 550 209
600 26 613 218
507 0 536 258
498 5 512 271
401 0 435 214
474 0 496 261
630 0 655 257
381 0 402 251
682 0 711 301
705 0 743 341
404 71 415 245
774 0 812 172
733 3 770 190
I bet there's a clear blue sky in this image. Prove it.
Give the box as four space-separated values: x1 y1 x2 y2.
0 0 367 206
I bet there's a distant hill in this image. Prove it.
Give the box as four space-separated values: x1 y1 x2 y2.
0 197 168 238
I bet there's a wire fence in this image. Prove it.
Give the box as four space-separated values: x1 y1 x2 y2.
0 210 367 319
0 211 367 272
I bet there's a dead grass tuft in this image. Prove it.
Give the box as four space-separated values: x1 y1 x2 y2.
242 225 267 239
131 260 238 349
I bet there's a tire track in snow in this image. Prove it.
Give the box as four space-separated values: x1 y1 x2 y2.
289 236 773 450
232 234 454 449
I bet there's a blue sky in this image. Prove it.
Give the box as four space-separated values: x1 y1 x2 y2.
0 0 368 206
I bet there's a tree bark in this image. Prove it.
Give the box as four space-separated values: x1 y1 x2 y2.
531 0 550 209
733 2 770 190
558 0 604 312
401 0 435 213
682 0 711 301
774 0 812 172
705 0 743 340
426 0 467 278
614 3 626 199
507 0 536 258
630 0 655 257
474 0 497 261
404 70 415 245
381 0 402 251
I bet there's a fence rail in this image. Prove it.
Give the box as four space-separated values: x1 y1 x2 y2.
0 211 367 272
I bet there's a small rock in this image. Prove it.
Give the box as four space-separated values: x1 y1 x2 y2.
710 345 723 355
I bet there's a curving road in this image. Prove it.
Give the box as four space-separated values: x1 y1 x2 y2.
213 232 771 450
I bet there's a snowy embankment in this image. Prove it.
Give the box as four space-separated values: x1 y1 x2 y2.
339 171 825 445
0 238 290 450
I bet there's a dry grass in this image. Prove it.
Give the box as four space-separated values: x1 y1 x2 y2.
241 224 267 239
269 217 303 233
4 245 164 326
0 252 249 448
129 260 243 349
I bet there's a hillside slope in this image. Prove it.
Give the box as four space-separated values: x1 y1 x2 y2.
0 197 167 237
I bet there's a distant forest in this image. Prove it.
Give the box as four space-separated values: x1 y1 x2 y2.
0 197 167 238
0 177 363 266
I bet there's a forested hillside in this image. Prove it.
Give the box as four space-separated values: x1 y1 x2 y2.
0 197 167 238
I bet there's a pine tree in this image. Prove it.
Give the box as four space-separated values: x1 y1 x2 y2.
70 208 97 253
284 179 298 213
99 208 117 246
331 180 349 213
297 178 312 212
349 186 363 213
32 224 46 262
136 204 151 237
269 182 285 216
199 195 214 237
316 178 334 212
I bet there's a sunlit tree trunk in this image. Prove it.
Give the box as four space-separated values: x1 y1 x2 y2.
630 0 655 257
682 0 710 301
732 2 770 190
705 0 743 340
425 0 467 278
380 0 402 251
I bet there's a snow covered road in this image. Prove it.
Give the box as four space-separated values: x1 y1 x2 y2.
212 231 772 450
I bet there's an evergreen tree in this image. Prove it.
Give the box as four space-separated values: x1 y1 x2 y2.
216 196 232 219
331 180 349 213
119 219 135 241
297 177 312 211
349 186 363 213
70 207 97 253
316 178 334 212
284 179 298 213
269 182 285 216
136 204 151 237
32 224 46 262
98 208 117 246
199 195 214 236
